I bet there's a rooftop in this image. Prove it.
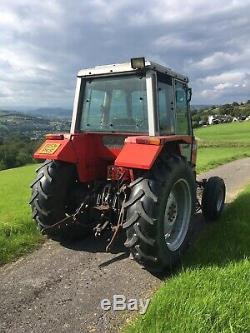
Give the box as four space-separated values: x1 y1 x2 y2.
77 59 188 82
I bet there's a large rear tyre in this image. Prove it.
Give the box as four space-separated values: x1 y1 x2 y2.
124 155 196 273
30 160 89 240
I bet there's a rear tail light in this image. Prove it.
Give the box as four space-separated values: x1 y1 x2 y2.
125 136 161 145
45 134 64 140
135 137 161 145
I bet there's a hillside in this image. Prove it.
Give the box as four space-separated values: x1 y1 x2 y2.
192 101 250 127
0 109 71 139
24 107 71 119
0 109 71 171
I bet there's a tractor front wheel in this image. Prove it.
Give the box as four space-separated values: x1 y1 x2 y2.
124 155 196 273
30 160 89 240
202 176 226 223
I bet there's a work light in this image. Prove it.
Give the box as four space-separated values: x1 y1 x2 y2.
131 57 146 70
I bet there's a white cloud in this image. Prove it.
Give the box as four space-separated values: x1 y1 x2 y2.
200 71 246 85
193 49 250 71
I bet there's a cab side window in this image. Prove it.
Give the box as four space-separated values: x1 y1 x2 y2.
158 80 175 135
175 81 190 135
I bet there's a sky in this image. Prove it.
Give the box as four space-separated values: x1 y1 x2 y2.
0 0 250 110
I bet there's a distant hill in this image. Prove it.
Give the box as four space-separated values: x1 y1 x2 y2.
191 104 215 111
23 108 72 119
0 108 71 139
192 101 250 127
2 105 211 118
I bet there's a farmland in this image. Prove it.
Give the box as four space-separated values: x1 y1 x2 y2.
196 121 250 146
195 121 250 172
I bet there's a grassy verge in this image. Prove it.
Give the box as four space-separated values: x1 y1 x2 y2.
124 185 250 333
195 122 250 173
0 165 44 265
197 147 250 173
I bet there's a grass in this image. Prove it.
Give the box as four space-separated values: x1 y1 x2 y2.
195 122 250 172
195 121 250 146
197 147 250 173
124 185 250 333
0 164 44 265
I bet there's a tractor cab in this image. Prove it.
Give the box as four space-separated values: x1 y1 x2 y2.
71 57 192 138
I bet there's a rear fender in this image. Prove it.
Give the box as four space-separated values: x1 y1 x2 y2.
114 135 194 170
34 138 77 163
115 143 163 169
33 134 120 182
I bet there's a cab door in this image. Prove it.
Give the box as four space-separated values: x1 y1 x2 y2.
174 80 192 162
157 74 175 135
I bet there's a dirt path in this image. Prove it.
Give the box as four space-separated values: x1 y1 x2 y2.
0 158 250 333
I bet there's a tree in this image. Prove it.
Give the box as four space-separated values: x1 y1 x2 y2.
232 102 239 106
0 135 38 170
0 160 7 171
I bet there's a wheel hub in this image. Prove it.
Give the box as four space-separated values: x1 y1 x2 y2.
167 201 178 223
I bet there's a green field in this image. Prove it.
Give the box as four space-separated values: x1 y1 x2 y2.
0 165 43 264
195 121 250 146
195 121 250 172
124 185 250 333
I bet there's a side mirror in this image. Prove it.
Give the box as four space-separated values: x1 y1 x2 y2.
187 88 192 103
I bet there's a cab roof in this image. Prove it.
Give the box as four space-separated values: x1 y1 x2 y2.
77 59 189 83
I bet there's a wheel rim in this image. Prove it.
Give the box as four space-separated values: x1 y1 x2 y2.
164 178 192 251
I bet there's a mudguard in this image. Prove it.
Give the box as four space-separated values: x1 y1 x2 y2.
33 134 119 182
34 138 77 163
115 143 162 169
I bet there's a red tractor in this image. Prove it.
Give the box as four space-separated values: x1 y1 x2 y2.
30 57 225 273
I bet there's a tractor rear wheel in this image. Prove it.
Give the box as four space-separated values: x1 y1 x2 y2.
124 154 196 273
30 160 89 240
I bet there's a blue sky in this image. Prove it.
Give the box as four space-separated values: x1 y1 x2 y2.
0 0 250 110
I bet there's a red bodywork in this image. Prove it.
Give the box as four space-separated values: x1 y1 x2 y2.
34 133 195 183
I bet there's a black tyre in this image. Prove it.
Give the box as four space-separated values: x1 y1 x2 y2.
201 176 226 223
124 154 196 273
30 160 89 239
